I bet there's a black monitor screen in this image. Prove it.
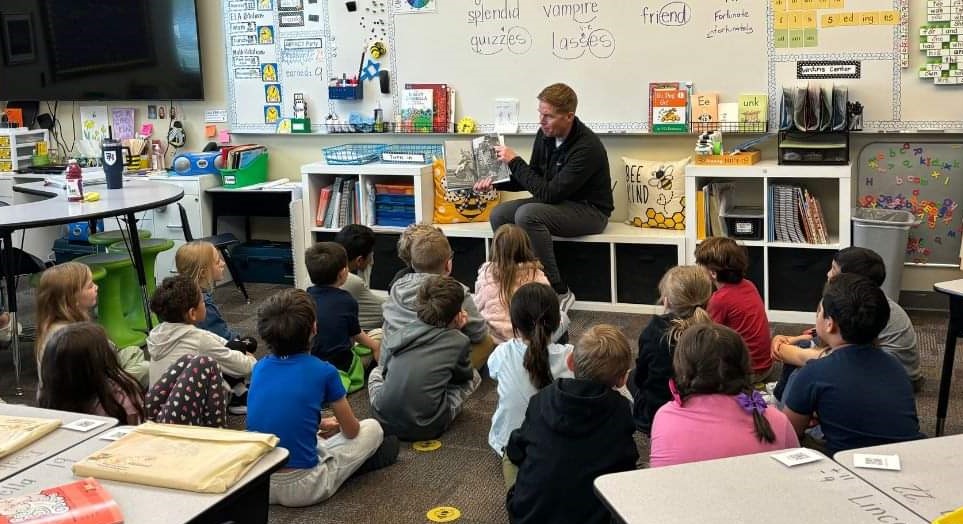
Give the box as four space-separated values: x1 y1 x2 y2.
0 0 204 101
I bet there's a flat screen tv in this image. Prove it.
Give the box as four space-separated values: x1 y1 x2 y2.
0 0 204 101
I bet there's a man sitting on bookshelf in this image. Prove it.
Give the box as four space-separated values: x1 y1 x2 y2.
474 83 612 312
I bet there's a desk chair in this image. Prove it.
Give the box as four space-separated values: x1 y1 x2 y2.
177 203 249 302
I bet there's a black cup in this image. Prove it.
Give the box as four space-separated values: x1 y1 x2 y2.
102 140 124 189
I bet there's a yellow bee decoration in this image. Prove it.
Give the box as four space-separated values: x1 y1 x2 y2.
456 117 476 134
369 41 387 59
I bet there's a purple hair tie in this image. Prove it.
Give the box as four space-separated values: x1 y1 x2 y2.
736 390 767 414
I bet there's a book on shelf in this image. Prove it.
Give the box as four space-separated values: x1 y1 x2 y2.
443 135 512 191
404 83 452 133
315 185 333 226
771 184 829 244
700 182 733 237
693 92 719 131
0 478 123 524
400 87 435 133
738 93 768 132
649 82 689 133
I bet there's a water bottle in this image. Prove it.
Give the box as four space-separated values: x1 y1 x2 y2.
101 137 124 189
65 159 84 202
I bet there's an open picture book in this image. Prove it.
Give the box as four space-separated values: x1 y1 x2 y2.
444 134 512 191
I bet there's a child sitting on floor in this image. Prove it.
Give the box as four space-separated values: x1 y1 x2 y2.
146 275 256 399
247 288 397 507
304 242 381 370
694 237 774 382
505 324 637 524
630 265 714 434
35 261 148 388
39 322 146 425
782 274 924 454
474 224 569 344
648 323 798 468
335 224 385 333
488 282 572 461
369 275 481 441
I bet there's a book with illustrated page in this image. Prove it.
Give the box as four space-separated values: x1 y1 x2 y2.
444 135 511 191
0 478 123 524
649 82 689 133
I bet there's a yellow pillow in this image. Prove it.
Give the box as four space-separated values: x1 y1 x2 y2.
623 156 690 230
431 156 501 224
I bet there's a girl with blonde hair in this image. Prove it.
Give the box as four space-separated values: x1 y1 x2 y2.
630 265 714 433
474 224 568 344
35 262 148 386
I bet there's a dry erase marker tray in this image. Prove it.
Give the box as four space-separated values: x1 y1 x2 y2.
693 151 762 166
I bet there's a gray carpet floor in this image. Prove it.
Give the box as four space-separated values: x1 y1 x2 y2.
0 282 959 524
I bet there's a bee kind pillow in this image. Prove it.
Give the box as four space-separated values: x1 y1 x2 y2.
623 156 691 230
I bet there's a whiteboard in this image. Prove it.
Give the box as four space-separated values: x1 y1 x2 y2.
221 0 963 134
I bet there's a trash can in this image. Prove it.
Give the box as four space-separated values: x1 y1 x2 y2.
851 208 921 301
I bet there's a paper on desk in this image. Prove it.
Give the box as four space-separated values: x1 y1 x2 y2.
770 448 823 467
853 453 901 471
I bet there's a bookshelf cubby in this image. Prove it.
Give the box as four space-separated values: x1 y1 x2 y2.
686 160 852 323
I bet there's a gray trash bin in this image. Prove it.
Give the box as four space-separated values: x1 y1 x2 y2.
851 208 921 301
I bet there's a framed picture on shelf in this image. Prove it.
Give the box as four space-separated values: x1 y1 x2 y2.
1 13 36 65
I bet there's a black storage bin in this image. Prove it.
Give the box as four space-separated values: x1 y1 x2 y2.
53 238 97 264
721 206 764 240
232 241 295 285
616 244 678 304
768 247 835 311
449 237 487 291
746 246 765 301
370 233 405 291
555 241 611 302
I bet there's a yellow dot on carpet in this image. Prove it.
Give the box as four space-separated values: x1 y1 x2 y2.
412 440 442 452
427 506 461 522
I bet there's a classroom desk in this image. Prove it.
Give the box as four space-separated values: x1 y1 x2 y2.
1 180 182 393
0 404 116 482
593 448 927 524
934 279 963 436
0 426 289 524
835 435 963 522
205 184 300 241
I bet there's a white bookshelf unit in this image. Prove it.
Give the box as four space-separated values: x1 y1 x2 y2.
0 129 49 173
685 160 852 323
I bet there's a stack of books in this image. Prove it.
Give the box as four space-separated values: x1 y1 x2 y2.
695 182 735 239
400 83 455 133
315 176 361 229
769 184 829 244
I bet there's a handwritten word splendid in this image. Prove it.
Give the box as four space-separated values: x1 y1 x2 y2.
542 1 599 23
640 1 691 26
467 0 520 27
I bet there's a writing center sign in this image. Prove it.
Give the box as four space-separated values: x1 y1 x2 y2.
797 60 861 79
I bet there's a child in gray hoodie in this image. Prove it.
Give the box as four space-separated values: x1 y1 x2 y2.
368 275 482 441
381 226 492 369
146 275 256 391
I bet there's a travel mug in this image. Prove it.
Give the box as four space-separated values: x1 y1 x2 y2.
101 138 124 189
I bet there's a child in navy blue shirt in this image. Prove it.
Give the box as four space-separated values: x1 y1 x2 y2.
782 274 924 454
246 288 396 507
304 242 381 371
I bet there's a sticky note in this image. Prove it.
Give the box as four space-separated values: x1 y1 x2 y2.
840 12 856 25
829 0 844 8
772 0 787 12
774 29 789 47
774 13 789 29
803 10 817 28
822 13 839 27
804 28 818 46
218 129 231 144
879 11 900 25
788 0 801 10
817 0 831 8
205 124 217 138
858 11 878 25
140 123 154 137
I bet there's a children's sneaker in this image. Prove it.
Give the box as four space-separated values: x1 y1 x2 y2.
228 392 248 415
557 289 576 314
352 435 400 477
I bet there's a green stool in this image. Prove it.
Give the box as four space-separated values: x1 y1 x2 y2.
74 253 147 348
107 238 175 331
88 229 151 253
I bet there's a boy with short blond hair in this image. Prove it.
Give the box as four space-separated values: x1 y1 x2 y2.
382 227 492 368
505 324 638 524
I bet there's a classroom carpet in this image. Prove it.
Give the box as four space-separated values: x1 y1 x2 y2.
0 282 960 524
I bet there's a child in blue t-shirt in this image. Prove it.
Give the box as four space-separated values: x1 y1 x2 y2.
246 288 397 507
781 274 924 455
304 242 381 371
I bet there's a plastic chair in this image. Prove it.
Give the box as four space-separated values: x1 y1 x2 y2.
74 253 147 348
177 203 249 301
107 238 175 332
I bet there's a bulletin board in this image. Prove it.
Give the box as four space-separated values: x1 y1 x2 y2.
856 142 963 266
222 0 963 134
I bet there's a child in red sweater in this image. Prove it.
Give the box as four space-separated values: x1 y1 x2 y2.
694 237 774 382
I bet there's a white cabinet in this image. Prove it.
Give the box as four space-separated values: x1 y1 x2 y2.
146 174 220 281
0 129 48 173
686 160 852 323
